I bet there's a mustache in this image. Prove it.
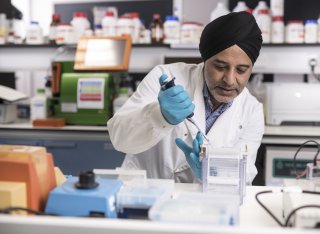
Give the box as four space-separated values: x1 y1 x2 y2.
216 83 238 90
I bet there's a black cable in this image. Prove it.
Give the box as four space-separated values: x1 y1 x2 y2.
313 145 320 165
0 207 58 216
255 190 284 227
256 189 320 228
292 140 320 178
284 205 320 227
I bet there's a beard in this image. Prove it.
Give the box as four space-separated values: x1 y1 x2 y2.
209 82 241 104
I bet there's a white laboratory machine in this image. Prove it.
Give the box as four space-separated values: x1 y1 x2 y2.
0 85 27 123
265 83 320 125
265 146 317 186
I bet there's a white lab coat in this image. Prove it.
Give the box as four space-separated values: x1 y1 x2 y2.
107 62 264 183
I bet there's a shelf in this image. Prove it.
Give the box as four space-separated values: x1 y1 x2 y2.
0 41 319 74
1 42 320 50
0 43 170 49
261 43 320 47
0 44 60 48
171 43 320 49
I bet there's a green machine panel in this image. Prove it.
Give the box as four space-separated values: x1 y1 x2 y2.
50 73 114 125
273 158 312 179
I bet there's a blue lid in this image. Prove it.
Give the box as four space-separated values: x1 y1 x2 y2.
31 21 39 24
165 15 179 21
305 20 317 24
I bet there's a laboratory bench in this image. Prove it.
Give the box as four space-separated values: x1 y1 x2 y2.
0 184 318 234
0 122 320 184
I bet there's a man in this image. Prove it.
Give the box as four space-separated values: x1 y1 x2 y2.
107 11 264 184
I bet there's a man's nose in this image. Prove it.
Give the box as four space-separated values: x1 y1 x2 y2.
223 69 236 86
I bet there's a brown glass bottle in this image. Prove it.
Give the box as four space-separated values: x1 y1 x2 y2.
49 13 61 44
150 13 164 44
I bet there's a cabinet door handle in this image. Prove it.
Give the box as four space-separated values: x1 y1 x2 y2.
4 140 39 146
42 142 77 148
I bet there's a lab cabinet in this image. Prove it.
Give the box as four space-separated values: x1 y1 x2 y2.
252 125 320 186
0 129 125 176
42 140 125 176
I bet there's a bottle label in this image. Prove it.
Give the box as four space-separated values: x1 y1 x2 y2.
151 26 163 42
49 26 57 40
31 100 47 120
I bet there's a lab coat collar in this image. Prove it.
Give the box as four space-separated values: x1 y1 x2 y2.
206 91 243 147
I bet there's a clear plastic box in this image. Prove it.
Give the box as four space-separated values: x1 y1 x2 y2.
94 168 146 184
149 192 239 226
116 179 174 210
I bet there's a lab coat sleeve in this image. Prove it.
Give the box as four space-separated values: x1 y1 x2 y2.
107 65 175 154
236 102 264 184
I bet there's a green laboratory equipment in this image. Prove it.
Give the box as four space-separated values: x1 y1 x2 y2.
48 73 115 125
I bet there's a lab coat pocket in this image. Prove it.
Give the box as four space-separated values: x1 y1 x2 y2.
226 122 244 147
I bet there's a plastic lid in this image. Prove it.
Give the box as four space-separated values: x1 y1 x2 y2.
74 171 99 189
74 11 87 18
153 14 161 20
31 21 39 25
105 11 115 17
52 13 61 20
258 1 267 7
165 16 178 21
305 19 317 24
130 12 140 18
237 2 246 6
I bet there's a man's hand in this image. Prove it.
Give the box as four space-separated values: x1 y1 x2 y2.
175 132 203 179
158 74 195 125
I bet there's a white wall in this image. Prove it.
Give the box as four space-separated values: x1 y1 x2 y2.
11 0 30 24
30 0 54 36
13 0 120 36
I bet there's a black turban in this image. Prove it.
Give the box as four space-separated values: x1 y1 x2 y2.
199 11 262 64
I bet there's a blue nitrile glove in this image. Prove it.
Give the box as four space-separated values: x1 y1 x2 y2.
175 131 203 179
158 74 195 125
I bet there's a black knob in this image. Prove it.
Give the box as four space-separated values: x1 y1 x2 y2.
75 170 99 189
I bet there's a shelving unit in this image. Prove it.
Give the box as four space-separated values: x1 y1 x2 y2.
0 43 171 48
1 42 319 74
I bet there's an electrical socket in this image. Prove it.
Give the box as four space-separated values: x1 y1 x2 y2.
307 54 318 65
308 55 318 72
